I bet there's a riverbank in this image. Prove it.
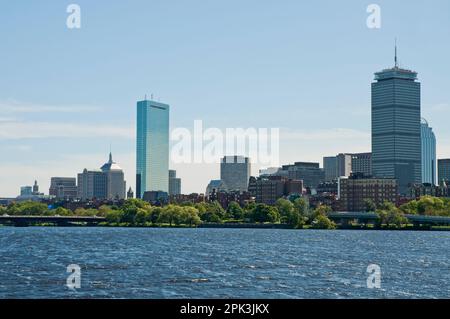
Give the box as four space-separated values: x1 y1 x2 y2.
1 221 449 231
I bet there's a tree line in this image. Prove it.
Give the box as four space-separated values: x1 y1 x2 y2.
2 195 449 229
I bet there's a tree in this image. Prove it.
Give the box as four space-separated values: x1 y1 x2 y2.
376 201 407 228
276 198 300 227
251 204 280 223
311 214 336 229
226 201 244 220
180 207 201 226
364 199 377 212
52 207 72 216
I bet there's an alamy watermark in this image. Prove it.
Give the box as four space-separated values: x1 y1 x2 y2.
171 120 280 167
66 4 81 29
366 264 381 289
66 264 81 290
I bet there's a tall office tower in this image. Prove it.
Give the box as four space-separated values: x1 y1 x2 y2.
49 177 78 200
372 46 421 195
421 118 436 185
136 99 170 198
77 169 107 200
438 159 450 183
169 169 181 195
323 156 337 181
351 152 372 177
101 152 126 200
220 156 251 192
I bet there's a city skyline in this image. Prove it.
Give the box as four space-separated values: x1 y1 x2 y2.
1 1 450 197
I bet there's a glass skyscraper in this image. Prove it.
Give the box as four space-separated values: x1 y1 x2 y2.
371 55 421 195
136 99 170 198
420 118 436 185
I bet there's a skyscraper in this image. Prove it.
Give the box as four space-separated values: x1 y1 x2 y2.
220 156 251 193
136 99 170 198
371 46 421 194
421 118 436 185
323 154 352 181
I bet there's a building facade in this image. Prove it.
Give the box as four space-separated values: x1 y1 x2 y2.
169 170 181 195
338 173 398 212
77 169 107 201
248 175 303 205
351 152 372 177
136 99 170 198
372 58 421 194
421 119 436 185
438 159 450 183
49 177 78 200
323 154 352 181
323 156 337 182
277 162 324 190
100 153 126 200
220 156 251 193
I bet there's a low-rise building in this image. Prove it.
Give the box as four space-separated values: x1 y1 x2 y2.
338 173 398 211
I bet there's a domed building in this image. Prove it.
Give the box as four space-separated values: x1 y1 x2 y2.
101 152 126 200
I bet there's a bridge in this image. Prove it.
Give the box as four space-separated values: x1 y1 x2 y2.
0 215 106 226
328 212 450 226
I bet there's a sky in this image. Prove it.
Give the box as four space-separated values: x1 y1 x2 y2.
1 0 450 197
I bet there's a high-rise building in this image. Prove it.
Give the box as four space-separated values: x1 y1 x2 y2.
323 156 337 181
101 152 126 200
220 156 251 193
169 170 181 195
77 169 107 201
323 154 352 181
136 99 170 198
438 159 450 183
338 173 398 212
372 47 421 194
351 152 372 177
421 118 436 185
78 153 127 201
49 177 78 200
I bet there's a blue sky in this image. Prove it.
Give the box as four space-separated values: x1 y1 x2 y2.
1 0 450 196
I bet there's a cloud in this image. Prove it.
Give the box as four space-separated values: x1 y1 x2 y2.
0 99 102 114
0 120 134 140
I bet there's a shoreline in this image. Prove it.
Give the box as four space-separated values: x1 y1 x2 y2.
1 223 449 231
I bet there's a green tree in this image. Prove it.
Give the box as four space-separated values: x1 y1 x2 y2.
226 201 244 220
251 204 280 223
52 207 72 216
376 201 407 227
311 214 336 229
364 199 377 212
180 206 201 226
276 198 300 227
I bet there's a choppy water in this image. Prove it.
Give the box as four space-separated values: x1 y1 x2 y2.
0 227 449 298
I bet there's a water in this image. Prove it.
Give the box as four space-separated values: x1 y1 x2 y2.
0 227 449 299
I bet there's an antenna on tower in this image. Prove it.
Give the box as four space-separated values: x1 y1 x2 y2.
394 38 398 68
